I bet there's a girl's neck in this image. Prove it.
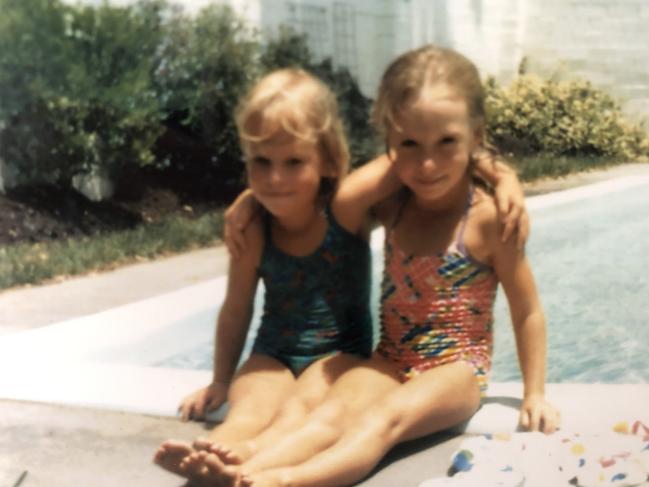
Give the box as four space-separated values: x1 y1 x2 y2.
272 203 323 235
270 203 328 257
411 175 471 216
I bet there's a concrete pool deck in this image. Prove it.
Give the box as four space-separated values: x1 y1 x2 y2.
1 162 649 487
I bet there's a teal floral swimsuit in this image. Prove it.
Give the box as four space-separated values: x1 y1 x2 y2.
252 206 373 375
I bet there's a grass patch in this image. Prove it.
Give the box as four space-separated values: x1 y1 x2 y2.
1 157 645 290
0 211 223 290
513 154 624 182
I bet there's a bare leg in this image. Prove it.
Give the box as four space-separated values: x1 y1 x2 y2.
239 356 402 474
251 360 482 487
154 354 294 481
208 354 296 445
175 354 368 487
220 353 367 464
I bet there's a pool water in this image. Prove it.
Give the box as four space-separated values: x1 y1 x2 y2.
492 181 649 383
157 180 649 384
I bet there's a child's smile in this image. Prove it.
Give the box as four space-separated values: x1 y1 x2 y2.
246 135 326 220
388 92 480 206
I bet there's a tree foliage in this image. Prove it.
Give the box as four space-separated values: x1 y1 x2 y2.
151 4 259 197
0 0 167 186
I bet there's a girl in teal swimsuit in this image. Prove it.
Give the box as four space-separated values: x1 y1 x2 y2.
154 68 376 481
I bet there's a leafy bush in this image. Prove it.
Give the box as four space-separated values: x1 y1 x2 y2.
0 0 166 187
151 4 259 199
485 75 649 160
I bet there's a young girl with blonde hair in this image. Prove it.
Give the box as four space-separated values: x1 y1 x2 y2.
181 45 558 487
154 67 377 482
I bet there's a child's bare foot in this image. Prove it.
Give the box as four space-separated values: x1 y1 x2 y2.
193 437 245 465
153 439 193 477
183 451 251 487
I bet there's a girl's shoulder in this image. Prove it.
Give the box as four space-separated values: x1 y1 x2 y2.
226 211 265 280
239 212 265 262
373 189 407 227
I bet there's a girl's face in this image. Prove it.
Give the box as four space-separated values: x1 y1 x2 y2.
388 91 481 205
245 134 331 218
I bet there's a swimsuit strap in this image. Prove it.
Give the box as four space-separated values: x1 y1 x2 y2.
389 188 410 233
388 185 474 252
454 184 475 255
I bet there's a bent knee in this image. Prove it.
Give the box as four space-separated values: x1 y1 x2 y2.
355 402 406 444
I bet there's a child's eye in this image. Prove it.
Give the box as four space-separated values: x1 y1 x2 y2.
251 156 271 166
440 136 457 145
400 139 418 148
286 157 303 166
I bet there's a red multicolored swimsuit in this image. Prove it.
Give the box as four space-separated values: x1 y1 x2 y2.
376 189 498 394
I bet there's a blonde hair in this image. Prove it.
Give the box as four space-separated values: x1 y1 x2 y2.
372 45 485 138
235 68 349 198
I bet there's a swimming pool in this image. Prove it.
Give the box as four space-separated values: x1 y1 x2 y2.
155 176 649 384
0 175 647 417
492 176 649 383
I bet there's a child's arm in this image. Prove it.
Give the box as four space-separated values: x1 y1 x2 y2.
332 153 402 236
178 217 263 421
473 151 529 249
225 156 400 252
491 223 560 434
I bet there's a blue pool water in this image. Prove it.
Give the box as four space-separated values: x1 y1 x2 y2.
492 182 649 383
157 182 649 384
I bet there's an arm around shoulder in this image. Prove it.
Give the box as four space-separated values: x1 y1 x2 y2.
473 151 529 247
332 153 401 235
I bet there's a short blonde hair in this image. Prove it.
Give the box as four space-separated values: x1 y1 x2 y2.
235 68 349 196
372 45 485 137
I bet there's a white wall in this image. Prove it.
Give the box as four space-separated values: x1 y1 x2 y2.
253 0 411 98
407 0 521 82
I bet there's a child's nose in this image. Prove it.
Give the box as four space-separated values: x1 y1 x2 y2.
268 166 284 184
420 153 437 171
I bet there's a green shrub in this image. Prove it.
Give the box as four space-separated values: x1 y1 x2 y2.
485 75 649 160
0 1 376 198
151 4 259 198
0 0 167 187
